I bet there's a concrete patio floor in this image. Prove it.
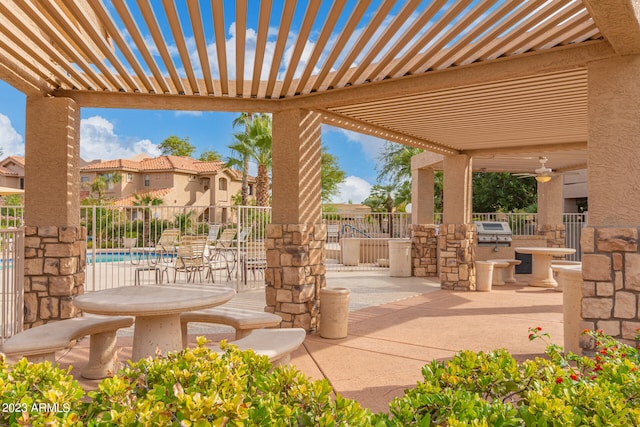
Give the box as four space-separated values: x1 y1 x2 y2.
53 271 564 414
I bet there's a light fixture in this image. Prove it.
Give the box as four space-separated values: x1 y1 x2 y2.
535 175 552 183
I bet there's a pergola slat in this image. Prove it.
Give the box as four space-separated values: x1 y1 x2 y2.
234 0 247 96
449 0 547 67
293 0 345 95
477 1 571 61
36 0 126 91
347 0 422 86
86 0 157 93
14 0 112 91
326 0 396 90
278 0 322 98
186 0 215 95
0 35 60 89
137 0 186 95
264 0 296 98
162 0 200 95
310 0 371 92
250 0 272 97
528 11 595 51
0 14 80 89
420 0 515 72
364 0 448 83
112 0 170 94
410 0 500 74
210 0 229 95
388 0 474 79
60 0 140 93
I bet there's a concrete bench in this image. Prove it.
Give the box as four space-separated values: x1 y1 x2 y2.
0 315 133 379
180 307 282 348
211 328 306 366
489 259 522 285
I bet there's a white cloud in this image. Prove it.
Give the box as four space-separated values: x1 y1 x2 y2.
331 175 372 204
80 115 161 161
0 114 24 156
334 128 387 161
175 110 203 117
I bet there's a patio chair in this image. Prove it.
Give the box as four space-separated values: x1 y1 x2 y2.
241 240 267 285
140 228 181 265
161 235 207 283
207 224 221 246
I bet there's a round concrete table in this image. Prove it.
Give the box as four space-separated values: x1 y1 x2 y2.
514 247 576 288
74 285 236 360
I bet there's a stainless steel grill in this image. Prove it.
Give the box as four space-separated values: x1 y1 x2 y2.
475 221 513 247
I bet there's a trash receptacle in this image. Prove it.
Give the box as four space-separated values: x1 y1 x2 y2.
475 261 494 292
388 239 412 277
319 287 350 339
341 238 360 266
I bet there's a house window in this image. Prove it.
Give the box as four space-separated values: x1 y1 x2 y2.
218 178 227 191
144 174 150 187
81 176 90 184
19 178 24 189
127 173 133 182
247 184 253 195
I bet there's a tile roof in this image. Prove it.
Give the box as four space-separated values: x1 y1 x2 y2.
114 188 174 207
80 156 226 175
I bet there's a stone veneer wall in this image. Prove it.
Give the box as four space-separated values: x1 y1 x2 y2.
580 227 640 348
265 223 326 332
538 224 566 248
23 226 86 329
438 223 476 290
410 224 438 277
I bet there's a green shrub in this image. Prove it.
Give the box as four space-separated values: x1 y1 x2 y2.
374 328 640 426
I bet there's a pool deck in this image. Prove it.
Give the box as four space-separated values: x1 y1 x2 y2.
51 271 562 413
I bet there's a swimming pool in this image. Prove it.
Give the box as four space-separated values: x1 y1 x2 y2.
87 251 175 264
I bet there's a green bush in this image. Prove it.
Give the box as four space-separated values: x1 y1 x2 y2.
374 328 640 426
1 339 373 426
2 330 640 426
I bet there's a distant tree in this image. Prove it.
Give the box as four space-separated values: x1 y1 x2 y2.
199 150 222 162
321 145 346 203
132 193 164 246
473 172 537 212
227 113 272 206
377 143 422 186
363 184 397 236
226 113 257 205
158 135 196 157
88 173 122 202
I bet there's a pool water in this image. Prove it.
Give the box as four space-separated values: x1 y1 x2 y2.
87 251 174 264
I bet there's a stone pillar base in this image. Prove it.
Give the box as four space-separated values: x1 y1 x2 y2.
538 224 566 249
265 223 326 332
438 223 476 290
410 224 438 277
23 226 86 329
580 226 640 350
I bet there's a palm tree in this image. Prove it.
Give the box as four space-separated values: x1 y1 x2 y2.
88 173 122 203
227 113 272 206
226 112 253 206
132 193 164 247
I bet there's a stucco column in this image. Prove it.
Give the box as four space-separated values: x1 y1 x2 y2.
410 163 437 277
537 175 565 248
439 154 475 290
266 109 325 332
23 97 85 328
580 55 640 348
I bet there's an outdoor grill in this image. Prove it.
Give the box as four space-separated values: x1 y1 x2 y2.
475 221 513 247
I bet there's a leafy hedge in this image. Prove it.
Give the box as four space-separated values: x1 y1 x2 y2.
1 331 639 426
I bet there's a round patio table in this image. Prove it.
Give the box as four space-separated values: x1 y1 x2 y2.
514 247 576 288
74 285 236 360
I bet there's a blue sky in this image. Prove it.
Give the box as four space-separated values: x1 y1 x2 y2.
0 80 386 203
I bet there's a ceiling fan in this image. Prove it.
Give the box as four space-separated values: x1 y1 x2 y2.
513 156 554 183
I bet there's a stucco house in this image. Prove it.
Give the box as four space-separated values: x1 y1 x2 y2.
0 156 25 190
79 155 253 222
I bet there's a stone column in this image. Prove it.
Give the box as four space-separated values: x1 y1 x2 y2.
439 155 475 290
536 175 565 249
410 161 438 276
266 109 324 331
23 97 84 328
580 55 640 348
